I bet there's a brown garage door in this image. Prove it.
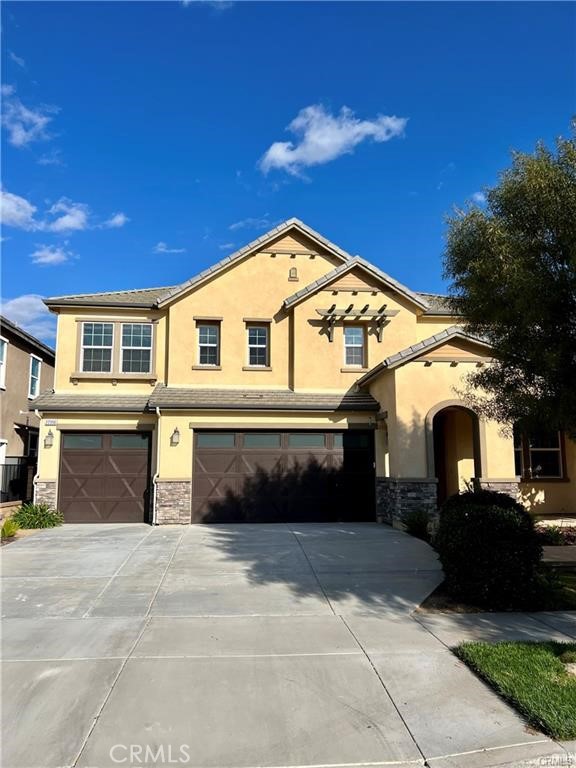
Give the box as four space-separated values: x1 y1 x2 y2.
192 430 375 523
59 432 151 523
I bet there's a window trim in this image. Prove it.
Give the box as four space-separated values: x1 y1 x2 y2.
197 321 221 367
0 335 7 389
343 325 366 368
80 321 114 374
28 354 42 399
74 320 157 380
515 429 568 482
120 323 153 374
246 323 270 368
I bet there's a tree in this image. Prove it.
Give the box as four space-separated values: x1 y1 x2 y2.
443 129 576 435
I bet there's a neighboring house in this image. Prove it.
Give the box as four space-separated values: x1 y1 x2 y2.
30 219 575 524
0 316 55 506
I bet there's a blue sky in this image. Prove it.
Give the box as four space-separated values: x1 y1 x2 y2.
1 1 574 342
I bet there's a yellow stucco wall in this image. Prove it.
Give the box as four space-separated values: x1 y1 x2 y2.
372 358 516 480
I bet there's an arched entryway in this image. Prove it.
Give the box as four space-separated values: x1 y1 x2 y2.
427 402 483 505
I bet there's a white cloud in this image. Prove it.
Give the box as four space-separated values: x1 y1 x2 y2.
229 215 272 231
1 294 56 340
101 212 129 229
45 198 89 233
259 105 407 177
218 242 235 251
0 188 38 230
153 241 186 254
9 52 26 69
30 243 76 265
1 84 59 148
37 148 64 166
472 191 487 204
182 0 234 9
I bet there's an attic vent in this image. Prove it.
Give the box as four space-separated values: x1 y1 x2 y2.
288 266 298 282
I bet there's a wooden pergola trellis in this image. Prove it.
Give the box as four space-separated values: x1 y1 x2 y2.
316 304 400 342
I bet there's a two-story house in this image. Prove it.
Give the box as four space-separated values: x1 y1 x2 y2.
30 219 575 524
1 316 55 506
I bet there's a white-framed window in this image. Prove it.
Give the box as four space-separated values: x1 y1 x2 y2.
0 336 7 389
514 427 564 479
198 324 220 366
121 323 152 373
247 325 269 367
28 355 41 399
344 326 365 367
81 322 114 372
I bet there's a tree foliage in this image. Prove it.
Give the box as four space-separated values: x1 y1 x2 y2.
444 129 576 433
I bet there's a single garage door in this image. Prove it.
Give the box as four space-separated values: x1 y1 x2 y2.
59 432 151 523
192 430 375 523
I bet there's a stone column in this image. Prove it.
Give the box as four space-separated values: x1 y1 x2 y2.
376 477 438 527
154 480 192 524
34 480 58 509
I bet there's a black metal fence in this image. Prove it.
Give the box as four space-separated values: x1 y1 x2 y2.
1 458 35 503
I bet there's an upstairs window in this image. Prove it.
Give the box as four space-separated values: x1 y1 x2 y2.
0 337 7 389
81 322 113 372
198 324 220 366
28 355 41 399
121 323 152 373
344 326 365 367
514 427 564 479
247 325 269 367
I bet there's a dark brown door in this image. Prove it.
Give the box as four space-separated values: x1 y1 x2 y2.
59 432 151 523
192 430 375 523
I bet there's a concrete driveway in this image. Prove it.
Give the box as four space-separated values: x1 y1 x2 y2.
1 523 573 768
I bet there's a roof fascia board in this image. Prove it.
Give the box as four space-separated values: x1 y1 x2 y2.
156 219 352 308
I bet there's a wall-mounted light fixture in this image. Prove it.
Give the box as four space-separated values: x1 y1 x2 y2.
44 430 54 449
170 427 180 447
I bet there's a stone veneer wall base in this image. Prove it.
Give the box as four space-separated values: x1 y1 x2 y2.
474 478 520 498
155 480 192 524
376 477 438 527
34 480 57 509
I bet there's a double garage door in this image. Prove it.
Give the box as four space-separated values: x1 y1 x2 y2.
58 430 375 524
192 430 375 523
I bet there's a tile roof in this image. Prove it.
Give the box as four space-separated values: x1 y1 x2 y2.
283 256 429 310
356 326 493 386
149 385 379 412
44 218 353 309
416 292 457 315
30 391 151 412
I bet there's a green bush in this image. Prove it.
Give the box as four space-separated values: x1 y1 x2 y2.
537 525 564 546
1 518 20 539
401 508 431 542
435 490 542 610
12 503 64 529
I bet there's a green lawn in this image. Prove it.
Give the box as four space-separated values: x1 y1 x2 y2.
456 641 576 740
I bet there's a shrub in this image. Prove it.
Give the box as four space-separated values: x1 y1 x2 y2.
1 518 20 540
12 503 64 529
401 508 431 542
537 525 576 546
435 490 542 610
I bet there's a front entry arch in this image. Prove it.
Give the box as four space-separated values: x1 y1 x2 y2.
426 401 483 505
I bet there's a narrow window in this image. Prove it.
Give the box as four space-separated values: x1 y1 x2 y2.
247 325 269 367
514 426 564 479
81 322 113 372
0 337 7 388
28 355 41 398
344 326 365 367
198 324 220 366
289 266 298 281
121 323 152 373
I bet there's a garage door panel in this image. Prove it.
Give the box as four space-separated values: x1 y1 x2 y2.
192 431 374 524
59 432 150 524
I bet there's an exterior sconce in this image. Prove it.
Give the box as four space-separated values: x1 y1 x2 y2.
170 428 180 447
44 430 54 449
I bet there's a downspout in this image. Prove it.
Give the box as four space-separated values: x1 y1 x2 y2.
152 406 161 525
33 409 42 502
